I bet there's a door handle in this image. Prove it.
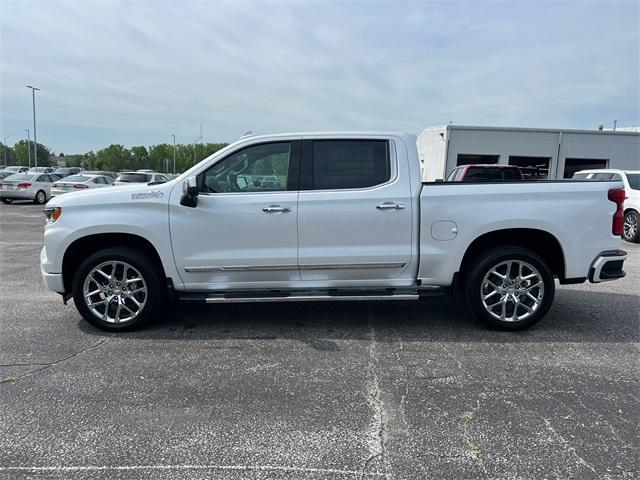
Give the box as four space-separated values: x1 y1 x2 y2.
262 205 291 213
376 202 406 210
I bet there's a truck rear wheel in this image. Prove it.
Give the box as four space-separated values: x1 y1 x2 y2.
464 246 555 330
72 247 165 331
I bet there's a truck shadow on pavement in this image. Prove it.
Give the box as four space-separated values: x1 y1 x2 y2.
79 288 639 345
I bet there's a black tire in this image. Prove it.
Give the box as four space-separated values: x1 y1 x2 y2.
1 198 13 204
623 210 639 243
464 246 555 331
72 247 165 331
34 190 46 205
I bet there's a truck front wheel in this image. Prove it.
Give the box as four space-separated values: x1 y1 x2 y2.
72 247 165 331
465 247 555 330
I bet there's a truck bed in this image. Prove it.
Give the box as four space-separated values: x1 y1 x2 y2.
417 180 623 285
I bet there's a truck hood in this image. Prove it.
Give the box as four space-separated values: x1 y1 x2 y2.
46 181 177 208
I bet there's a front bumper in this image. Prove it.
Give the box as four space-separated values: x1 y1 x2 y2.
40 247 65 293
589 250 627 283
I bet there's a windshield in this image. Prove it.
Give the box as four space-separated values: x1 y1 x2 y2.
627 174 640 190
117 173 151 182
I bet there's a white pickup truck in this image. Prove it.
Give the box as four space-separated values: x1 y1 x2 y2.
40 133 628 332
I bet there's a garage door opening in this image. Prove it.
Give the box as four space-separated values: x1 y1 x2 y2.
509 156 551 180
456 154 499 166
563 158 609 178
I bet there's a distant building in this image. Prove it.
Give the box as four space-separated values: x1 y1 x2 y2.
417 125 640 181
50 155 67 167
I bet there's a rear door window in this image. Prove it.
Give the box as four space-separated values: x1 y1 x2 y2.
309 140 389 190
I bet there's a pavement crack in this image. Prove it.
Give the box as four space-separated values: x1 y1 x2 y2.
542 416 598 476
361 323 391 480
1 337 111 385
460 397 489 479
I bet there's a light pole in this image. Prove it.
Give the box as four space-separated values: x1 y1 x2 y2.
26 85 40 168
171 134 176 174
25 130 31 167
3 133 14 167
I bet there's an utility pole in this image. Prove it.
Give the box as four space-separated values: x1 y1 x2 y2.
26 85 40 168
193 139 196 166
171 134 176 174
25 130 31 167
3 133 14 167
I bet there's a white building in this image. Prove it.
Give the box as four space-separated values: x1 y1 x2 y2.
417 125 640 181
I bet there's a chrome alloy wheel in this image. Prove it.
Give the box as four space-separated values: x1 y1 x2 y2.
480 260 544 322
83 261 147 324
624 212 638 241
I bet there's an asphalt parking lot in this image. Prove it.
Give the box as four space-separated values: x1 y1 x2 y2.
0 203 638 480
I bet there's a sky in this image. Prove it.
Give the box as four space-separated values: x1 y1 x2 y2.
1 0 638 154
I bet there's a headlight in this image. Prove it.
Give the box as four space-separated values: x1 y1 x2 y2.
44 206 62 224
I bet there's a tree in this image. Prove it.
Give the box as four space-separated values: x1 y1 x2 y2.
130 146 149 170
95 144 131 171
12 140 50 166
0 142 16 166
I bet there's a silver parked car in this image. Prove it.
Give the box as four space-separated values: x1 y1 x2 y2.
112 172 169 185
50 174 113 197
0 173 54 204
52 167 84 177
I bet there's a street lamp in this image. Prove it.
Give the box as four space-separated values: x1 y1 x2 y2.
26 85 40 168
25 129 31 167
3 133 14 167
171 134 176 174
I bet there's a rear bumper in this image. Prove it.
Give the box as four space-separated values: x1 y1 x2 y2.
589 250 627 283
0 189 35 200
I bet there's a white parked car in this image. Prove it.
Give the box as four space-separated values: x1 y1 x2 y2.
0 173 54 204
112 172 169 185
573 169 640 243
50 174 113 197
1 166 29 175
41 132 628 332
27 167 55 174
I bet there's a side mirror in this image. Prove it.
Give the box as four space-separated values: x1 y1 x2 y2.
180 176 199 207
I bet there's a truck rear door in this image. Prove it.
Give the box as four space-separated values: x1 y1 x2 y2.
297 138 413 282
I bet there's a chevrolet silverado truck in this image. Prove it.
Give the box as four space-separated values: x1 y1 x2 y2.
40 133 628 331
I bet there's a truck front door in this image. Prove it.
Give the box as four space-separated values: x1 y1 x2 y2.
169 141 301 290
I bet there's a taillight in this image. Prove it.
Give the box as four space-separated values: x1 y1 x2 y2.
112 182 116 186
51 183 59 188
608 188 625 236
73 184 89 189
17 183 32 188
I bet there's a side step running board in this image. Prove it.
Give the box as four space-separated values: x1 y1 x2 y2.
204 294 419 304
179 287 445 304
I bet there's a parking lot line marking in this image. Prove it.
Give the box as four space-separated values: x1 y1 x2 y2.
0 464 386 477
